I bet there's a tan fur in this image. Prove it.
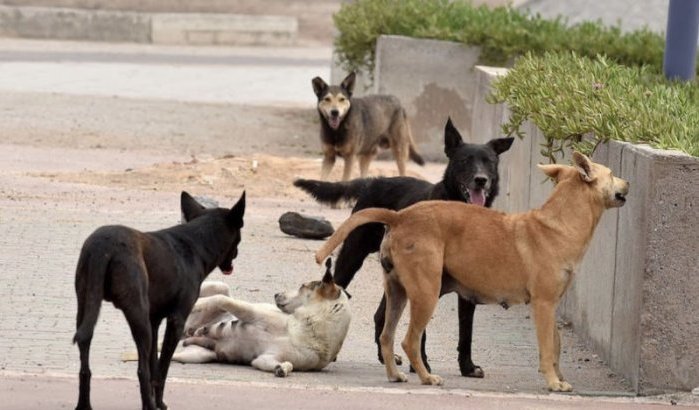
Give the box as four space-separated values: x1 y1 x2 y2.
316 152 629 391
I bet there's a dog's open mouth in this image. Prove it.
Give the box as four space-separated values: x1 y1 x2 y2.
615 192 627 203
220 264 234 275
467 188 487 207
328 116 341 130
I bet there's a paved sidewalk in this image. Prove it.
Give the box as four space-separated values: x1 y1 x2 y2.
1 39 697 408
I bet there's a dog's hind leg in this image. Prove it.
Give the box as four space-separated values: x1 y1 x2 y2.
251 354 293 377
373 295 403 367
457 297 484 378
400 261 443 385
75 331 94 410
532 300 572 392
380 276 408 383
122 303 158 410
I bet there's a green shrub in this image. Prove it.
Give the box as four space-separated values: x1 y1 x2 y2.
333 0 673 78
488 52 699 159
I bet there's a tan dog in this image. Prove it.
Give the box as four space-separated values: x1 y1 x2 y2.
315 152 629 391
312 72 424 181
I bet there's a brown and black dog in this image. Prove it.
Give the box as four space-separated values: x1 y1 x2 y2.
316 152 629 391
73 191 245 410
312 72 424 181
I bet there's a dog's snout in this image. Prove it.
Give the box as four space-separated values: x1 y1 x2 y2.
330 109 339 117
474 176 488 187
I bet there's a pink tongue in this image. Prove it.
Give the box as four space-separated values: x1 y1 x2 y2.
329 117 340 129
468 189 486 207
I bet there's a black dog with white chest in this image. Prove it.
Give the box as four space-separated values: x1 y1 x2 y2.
73 191 245 410
295 119 513 377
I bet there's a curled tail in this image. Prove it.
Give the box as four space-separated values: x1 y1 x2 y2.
73 248 108 344
315 208 399 264
293 178 371 206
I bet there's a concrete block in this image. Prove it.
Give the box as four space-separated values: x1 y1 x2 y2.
470 66 527 212
374 35 481 161
634 145 699 393
151 13 297 46
330 51 375 97
0 5 151 43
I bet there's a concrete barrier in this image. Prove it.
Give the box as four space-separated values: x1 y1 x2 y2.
151 13 296 46
0 5 297 46
373 35 482 161
0 5 151 43
473 65 699 393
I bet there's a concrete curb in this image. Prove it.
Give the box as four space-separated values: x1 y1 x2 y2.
0 5 297 46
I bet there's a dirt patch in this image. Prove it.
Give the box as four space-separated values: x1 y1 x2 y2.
33 154 424 200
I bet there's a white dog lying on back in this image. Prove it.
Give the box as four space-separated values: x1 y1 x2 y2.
172 259 352 377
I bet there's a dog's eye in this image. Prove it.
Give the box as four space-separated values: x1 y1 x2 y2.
338 97 346 102
324 97 332 102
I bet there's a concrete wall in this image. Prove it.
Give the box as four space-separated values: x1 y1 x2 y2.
0 4 297 46
373 35 482 161
472 65 699 393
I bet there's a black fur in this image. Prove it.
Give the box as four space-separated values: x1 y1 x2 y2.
73 191 245 410
295 119 514 377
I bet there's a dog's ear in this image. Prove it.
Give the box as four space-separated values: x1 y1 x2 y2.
487 137 515 155
537 164 566 182
444 117 464 158
312 77 328 98
572 151 595 182
340 72 356 96
181 191 206 222
322 258 333 284
226 191 246 229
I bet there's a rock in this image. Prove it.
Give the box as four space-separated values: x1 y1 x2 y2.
279 211 334 239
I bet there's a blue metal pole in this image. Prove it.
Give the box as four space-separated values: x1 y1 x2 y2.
664 0 699 81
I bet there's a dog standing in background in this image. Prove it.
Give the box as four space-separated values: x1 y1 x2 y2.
312 72 424 181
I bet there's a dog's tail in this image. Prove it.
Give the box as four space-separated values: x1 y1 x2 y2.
409 144 425 166
402 109 425 166
293 178 370 206
315 208 399 264
72 248 107 345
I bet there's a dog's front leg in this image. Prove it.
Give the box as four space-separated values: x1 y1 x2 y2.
341 154 356 181
320 150 336 181
457 297 484 378
251 354 293 377
532 300 572 392
154 316 186 410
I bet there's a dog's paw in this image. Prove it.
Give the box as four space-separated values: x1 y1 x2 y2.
547 380 573 392
421 374 444 386
274 362 293 377
388 371 408 383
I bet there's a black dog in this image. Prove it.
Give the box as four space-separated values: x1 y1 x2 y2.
295 119 513 377
73 191 245 410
